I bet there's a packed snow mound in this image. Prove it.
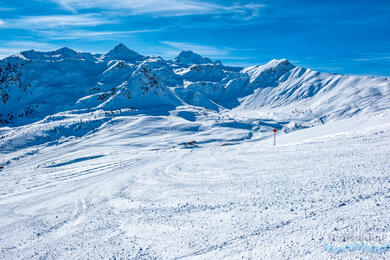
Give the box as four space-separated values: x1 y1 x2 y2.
174 50 213 65
0 45 390 128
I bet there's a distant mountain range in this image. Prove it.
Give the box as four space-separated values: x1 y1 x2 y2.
1 43 389 128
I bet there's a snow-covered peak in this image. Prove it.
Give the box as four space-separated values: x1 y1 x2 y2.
52 47 77 56
103 43 144 63
16 47 94 62
174 50 213 65
108 44 135 55
18 50 42 60
242 59 297 84
262 59 294 71
243 59 295 75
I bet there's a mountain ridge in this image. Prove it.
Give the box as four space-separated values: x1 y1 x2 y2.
1 44 389 133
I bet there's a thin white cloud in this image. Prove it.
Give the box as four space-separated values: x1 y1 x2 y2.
51 0 265 17
0 14 114 29
353 56 390 62
54 0 77 13
42 29 163 40
0 41 57 59
54 0 216 14
1 41 56 49
0 48 20 59
0 19 4 25
0 7 16 12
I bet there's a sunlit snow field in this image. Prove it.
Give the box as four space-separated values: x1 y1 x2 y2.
1 110 389 259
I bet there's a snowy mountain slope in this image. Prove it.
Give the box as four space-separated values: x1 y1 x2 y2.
0 48 105 125
0 43 389 145
237 59 390 124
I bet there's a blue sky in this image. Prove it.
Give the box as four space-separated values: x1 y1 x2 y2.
0 0 389 75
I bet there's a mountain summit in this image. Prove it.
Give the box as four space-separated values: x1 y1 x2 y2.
103 43 144 62
174 50 213 65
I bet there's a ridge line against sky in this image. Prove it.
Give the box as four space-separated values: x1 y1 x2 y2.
0 0 389 76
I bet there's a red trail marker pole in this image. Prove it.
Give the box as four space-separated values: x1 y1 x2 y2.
273 128 277 146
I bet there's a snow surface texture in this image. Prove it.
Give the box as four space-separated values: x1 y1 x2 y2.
0 44 390 259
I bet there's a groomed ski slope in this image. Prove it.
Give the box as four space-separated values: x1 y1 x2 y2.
0 111 389 259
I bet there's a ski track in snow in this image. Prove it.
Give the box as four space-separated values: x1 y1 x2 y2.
0 113 390 259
